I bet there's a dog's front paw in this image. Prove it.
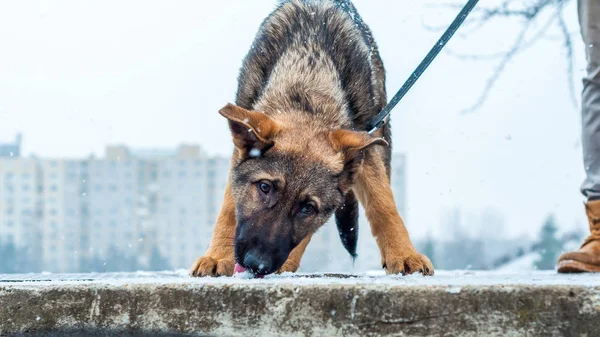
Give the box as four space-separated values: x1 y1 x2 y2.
384 251 434 276
189 256 235 277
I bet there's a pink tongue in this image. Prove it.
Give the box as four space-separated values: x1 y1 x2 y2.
234 263 264 278
234 263 246 274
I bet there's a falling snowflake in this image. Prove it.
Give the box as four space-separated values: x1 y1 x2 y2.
249 148 261 158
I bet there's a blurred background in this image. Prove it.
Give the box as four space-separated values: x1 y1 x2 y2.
0 0 587 273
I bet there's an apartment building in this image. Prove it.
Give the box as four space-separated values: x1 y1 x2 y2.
39 159 86 272
0 135 406 273
152 146 229 269
0 134 21 157
0 158 42 253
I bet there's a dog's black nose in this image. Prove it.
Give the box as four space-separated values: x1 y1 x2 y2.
243 251 272 275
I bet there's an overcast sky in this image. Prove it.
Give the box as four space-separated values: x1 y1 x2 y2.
0 0 588 240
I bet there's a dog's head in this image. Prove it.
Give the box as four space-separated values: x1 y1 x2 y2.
219 103 387 275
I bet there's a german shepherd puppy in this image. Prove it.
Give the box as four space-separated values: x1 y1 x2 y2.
190 0 433 277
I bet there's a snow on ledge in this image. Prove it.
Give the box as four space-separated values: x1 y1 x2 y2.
1 270 599 287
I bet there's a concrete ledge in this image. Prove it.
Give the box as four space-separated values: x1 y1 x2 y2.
1 271 599 336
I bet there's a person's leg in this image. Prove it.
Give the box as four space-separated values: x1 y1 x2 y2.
579 0 600 201
557 0 600 273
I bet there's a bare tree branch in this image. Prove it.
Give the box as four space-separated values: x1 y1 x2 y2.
444 14 557 61
459 19 533 114
425 0 577 113
556 2 578 107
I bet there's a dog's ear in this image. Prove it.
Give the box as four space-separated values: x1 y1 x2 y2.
329 129 388 191
329 129 388 161
219 103 280 158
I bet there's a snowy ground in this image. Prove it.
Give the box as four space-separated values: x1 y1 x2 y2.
0 270 598 287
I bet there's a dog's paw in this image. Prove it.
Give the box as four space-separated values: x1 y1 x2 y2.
189 256 235 277
384 251 434 276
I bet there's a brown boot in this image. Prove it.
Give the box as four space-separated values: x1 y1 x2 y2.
557 200 600 273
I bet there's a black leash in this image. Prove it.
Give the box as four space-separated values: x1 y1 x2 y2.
368 0 480 134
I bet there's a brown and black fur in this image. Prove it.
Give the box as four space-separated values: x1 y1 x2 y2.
190 0 433 277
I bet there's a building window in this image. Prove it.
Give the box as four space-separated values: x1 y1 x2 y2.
94 184 103 192
22 184 30 191
49 184 58 192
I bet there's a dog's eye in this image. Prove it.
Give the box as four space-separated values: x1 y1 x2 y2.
299 203 315 216
258 181 271 194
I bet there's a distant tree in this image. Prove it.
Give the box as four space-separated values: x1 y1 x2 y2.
80 246 142 272
80 245 172 272
105 246 141 272
436 212 490 270
149 246 171 271
534 215 563 270
493 254 512 268
422 234 437 268
80 255 108 273
0 241 19 273
0 241 40 273
439 237 489 270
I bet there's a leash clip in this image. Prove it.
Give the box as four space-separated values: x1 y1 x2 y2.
368 119 386 135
